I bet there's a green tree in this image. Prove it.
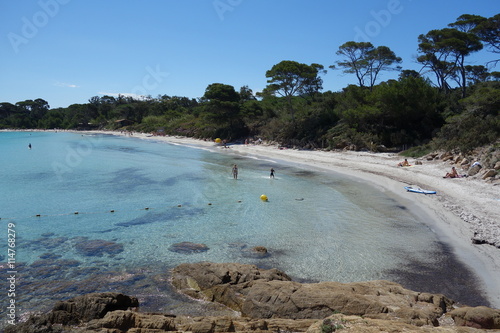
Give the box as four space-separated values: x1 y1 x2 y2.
372 76 444 146
333 42 401 90
418 27 483 97
0 102 18 118
39 109 66 129
239 85 256 102
474 13 500 65
449 14 486 33
434 82 500 152
465 65 490 85
201 83 245 139
264 60 326 122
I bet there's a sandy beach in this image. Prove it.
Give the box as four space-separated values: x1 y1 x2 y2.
107 131 500 308
7 129 499 308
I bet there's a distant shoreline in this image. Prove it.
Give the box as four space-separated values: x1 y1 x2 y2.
4 128 500 308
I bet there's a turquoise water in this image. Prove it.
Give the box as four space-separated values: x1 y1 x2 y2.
0 131 488 323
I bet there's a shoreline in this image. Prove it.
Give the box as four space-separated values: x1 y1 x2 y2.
5 129 500 308
121 131 500 308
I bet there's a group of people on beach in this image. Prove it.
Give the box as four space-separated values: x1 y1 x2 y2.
397 158 466 179
232 164 275 179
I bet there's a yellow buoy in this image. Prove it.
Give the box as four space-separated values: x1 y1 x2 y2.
215 138 222 143
260 194 268 202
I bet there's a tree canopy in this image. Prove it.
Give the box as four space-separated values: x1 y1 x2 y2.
263 60 326 122
332 41 402 90
1 12 498 155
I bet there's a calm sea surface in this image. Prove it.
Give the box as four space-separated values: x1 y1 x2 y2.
0 131 489 324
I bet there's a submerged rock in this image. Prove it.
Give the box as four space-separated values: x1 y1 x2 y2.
241 245 270 258
74 238 124 257
169 241 209 254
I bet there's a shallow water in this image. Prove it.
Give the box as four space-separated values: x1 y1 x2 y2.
0 131 488 325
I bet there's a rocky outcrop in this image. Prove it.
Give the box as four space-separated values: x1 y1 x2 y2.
426 148 500 184
6 292 138 332
86 311 317 333
8 263 500 333
171 262 453 326
305 313 483 333
449 306 500 329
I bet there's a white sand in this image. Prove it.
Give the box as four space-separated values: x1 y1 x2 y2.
115 132 499 308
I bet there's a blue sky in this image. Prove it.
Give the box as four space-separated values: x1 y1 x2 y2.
1 0 498 108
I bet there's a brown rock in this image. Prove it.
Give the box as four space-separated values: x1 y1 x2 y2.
252 246 268 254
5 292 138 333
171 263 454 326
450 306 500 329
51 292 138 323
306 313 482 333
482 169 497 180
169 241 209 254
12 267 500 333
426 153 438 161
171 262 290 311
441 152 453 161
88 311 316 333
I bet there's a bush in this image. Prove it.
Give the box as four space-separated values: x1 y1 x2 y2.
400 144 433 158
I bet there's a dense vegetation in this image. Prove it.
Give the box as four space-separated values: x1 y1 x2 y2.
1 14 499 155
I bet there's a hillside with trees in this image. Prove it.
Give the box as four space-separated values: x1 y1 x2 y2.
1 13 499 156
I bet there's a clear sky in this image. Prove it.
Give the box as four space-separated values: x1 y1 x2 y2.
1 0 498 108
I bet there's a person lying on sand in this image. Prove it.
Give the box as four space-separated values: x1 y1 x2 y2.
398 159 410 167
443 166 459 178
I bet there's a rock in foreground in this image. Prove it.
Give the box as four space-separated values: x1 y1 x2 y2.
8 263 500 332
171 262 453 326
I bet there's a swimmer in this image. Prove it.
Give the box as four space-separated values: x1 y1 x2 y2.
232 164 238 179
270 168 275 178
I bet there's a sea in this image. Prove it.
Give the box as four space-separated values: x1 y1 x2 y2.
0 131 491 326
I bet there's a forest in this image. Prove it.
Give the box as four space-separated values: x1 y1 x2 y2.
1 13 499 156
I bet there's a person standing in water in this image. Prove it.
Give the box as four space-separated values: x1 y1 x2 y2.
232 164 238 179
270 168 275 178
28 143 32 149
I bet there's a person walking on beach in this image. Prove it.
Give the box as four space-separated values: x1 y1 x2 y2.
232 164 238 179
270 168 275 178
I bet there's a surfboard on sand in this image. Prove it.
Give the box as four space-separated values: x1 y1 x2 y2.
404 186 436 194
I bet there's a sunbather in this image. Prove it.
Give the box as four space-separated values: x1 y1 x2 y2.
444 166 458 178
398 159 410 167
